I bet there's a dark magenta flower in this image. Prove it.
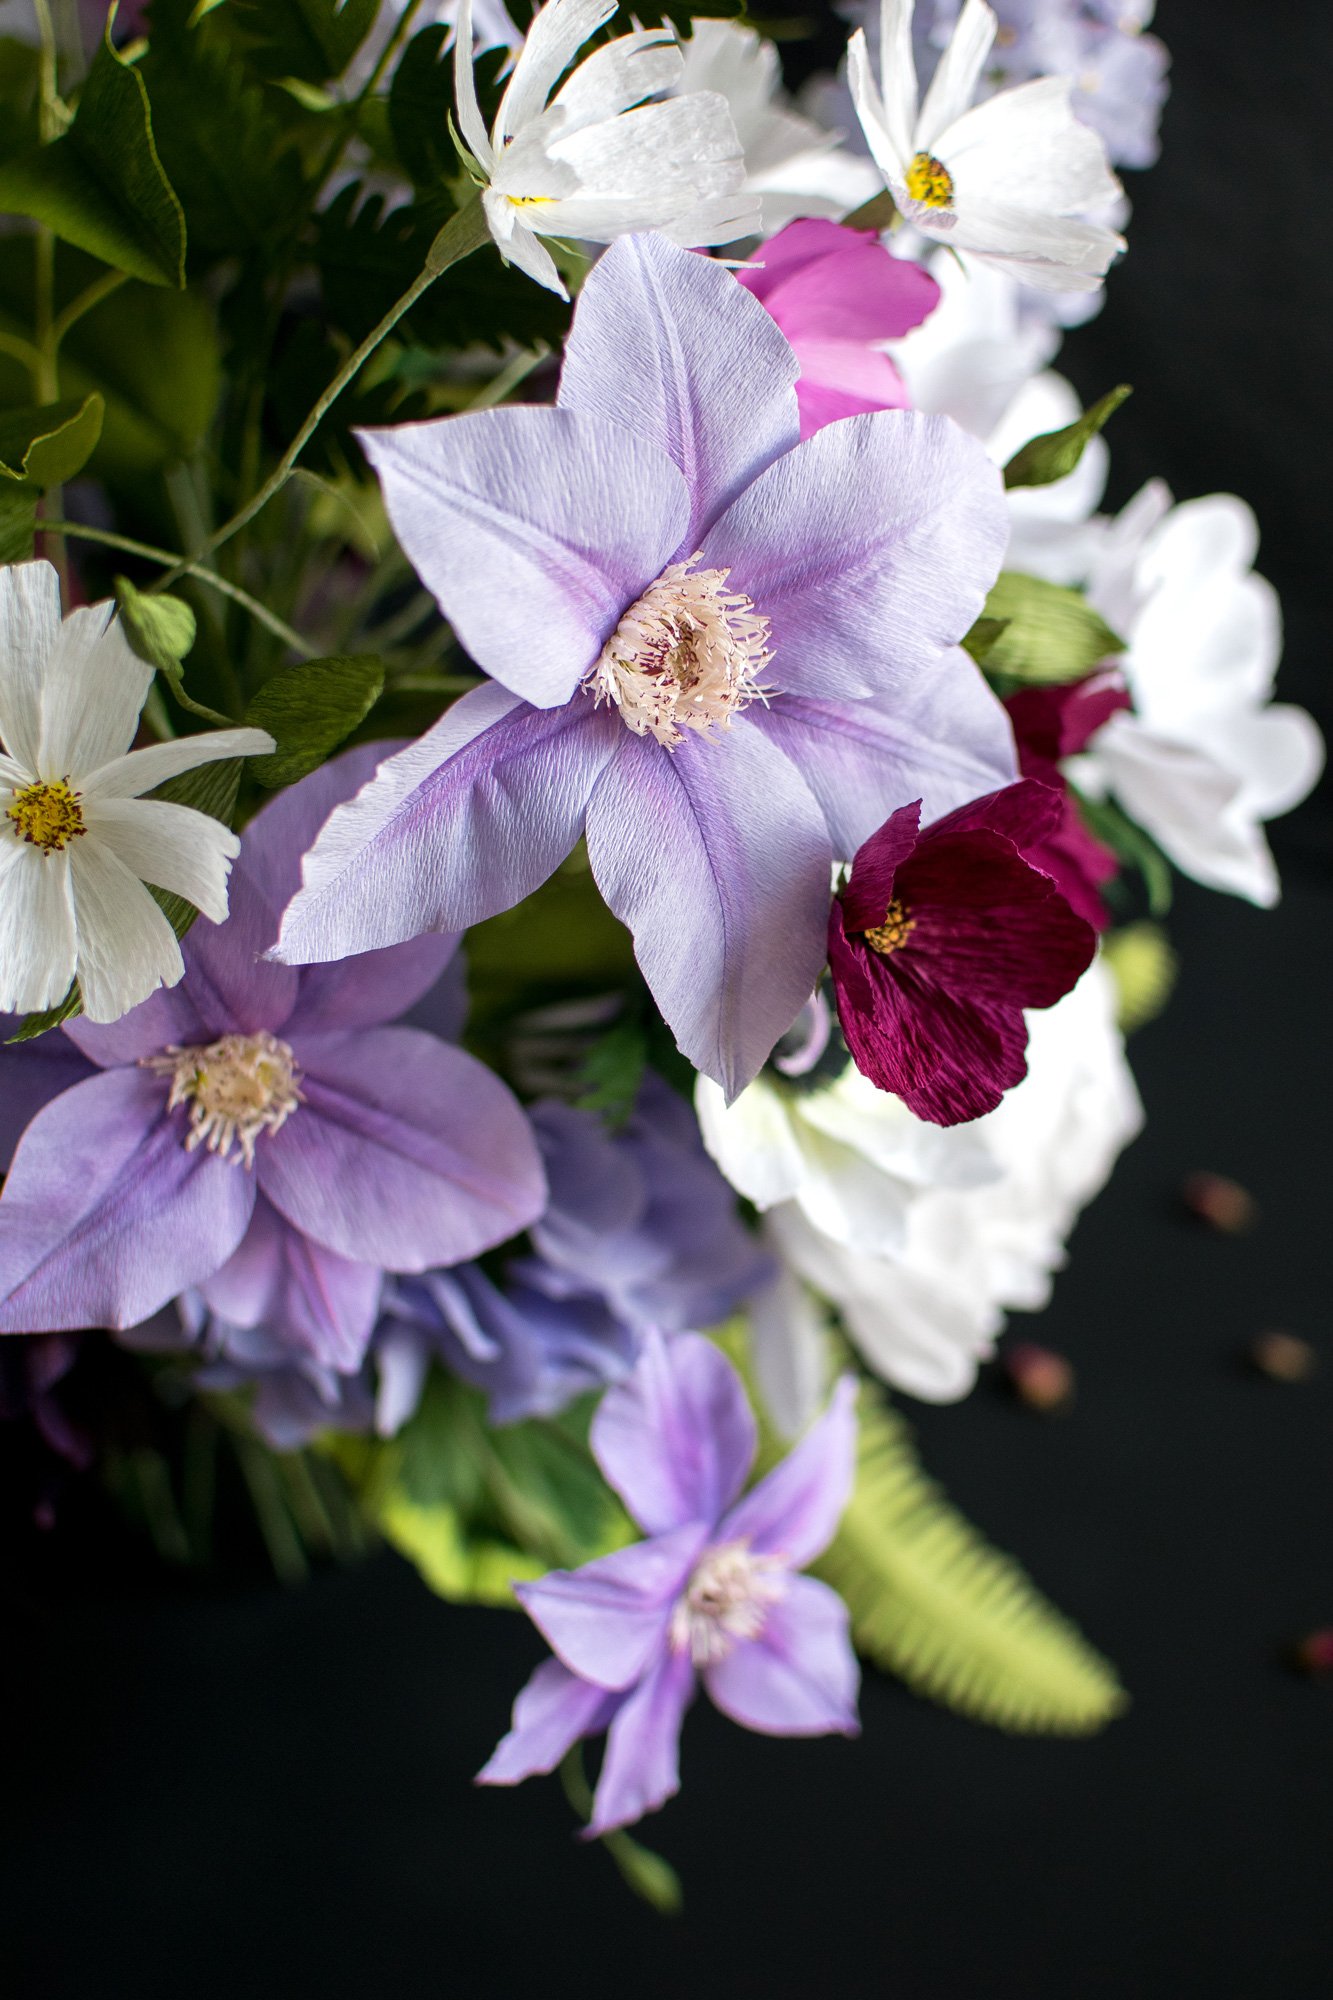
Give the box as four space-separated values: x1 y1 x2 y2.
1005 670 1131 930
827 779 1096 1125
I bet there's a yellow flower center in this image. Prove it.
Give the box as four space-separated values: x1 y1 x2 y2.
6 778 86 854
864 899 915 956
905 151 955 209
144 1031 303 1169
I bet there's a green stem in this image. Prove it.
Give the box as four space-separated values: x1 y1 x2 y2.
154 196 492 594
50 268 129 353
44 518 316 658
32 0 60 144
0 331 45 389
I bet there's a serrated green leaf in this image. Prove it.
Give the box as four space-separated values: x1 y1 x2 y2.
0 395 104 488
389 25 455 187
1003 385 1132 490
813 1378 1127 1734
229 0 379 83
0 482 37 562
246 653 385 786
980 572 1124 687
0 23 186 286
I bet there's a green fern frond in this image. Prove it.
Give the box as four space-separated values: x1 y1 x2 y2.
813 1380 1127 1735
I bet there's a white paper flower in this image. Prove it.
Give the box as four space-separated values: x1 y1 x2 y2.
757 962 1142 1411
847 0 1125 292
1068 485 1325 906
673 18 880 233
0 562 273 1023
453 0 758 298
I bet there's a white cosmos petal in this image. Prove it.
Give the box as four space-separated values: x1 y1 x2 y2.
876 0 920 166
655 190 767 248
37 605 152 778
917 0 997 149
495 0 614 146
78 727 274 802
847 28 905 183
548 94 747 203
67 837 184 1022
0 840 77 1013
453 0 497 169
551 30 680 132
944 195 1123 281
483 204 568 294
0 752 27 787
81 796 241 925
943 77 1122 213
0 558 61 770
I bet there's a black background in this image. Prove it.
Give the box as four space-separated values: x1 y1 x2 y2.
5 4 1332 1994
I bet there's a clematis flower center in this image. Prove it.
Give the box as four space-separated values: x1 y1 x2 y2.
863 898 915 956
6 777 86 854
905 151 955 209
669 1540 787 1666
583 554 772 751
145 1031 303 1169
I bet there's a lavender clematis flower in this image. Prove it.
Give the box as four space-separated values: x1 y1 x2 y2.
0 745 546 1356
478 1330 859 1835
274 232 1014 1098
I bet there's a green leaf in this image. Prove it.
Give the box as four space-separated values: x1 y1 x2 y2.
574 1011 648 1129
1003 385 1132 491
0 36 42 164
0 482 37 562
960 614 1010 667
0 23 187 287
1072 789 1174 916
0 395 104 488
229 0 380 83
466 846 636 1035
979 572 1124 687
389 26 456 188
813 1379 1127 1733
246 654 385 786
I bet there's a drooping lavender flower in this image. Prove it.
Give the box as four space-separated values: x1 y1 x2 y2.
274 231 1014 1099
0 746 546 1363
479 1330 860 1834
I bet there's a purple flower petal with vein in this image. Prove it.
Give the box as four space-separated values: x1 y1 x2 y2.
0 744 546 1360
827 778 1097 1126
274 232 1013 1098
478 1329 859 1835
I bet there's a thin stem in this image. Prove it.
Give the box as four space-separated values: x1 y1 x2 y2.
153 196 492 593
468 340 552 411
32 0 60 144
50 268 129 353
44 518 316 658
0 331 44 387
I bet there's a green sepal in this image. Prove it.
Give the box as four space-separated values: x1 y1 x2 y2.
1003 385 1132 491
979 572 1124 687
0 394 104 488
245 653 386 787
0 19 187 287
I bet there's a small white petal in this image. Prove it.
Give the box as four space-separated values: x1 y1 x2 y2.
67 837 184 1023
944 76 1122 214
453 0 498 170
81 796 241 925
917 0 997 150
847 27 905 184
495 0 615 147
0 838 77 1013
36 604 153 779
0 558 61 770
483 200 569 294
876 0 921 168
79 726 274 801
551 30 680 133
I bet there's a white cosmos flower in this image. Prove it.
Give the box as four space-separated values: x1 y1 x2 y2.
1065 485 1325 907
754 963 1142 1413
673 19 880 233
453 0 758 299
0 562 273 1024
847 0 1125 292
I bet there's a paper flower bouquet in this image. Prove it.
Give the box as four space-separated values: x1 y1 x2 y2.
0 0 1321 1900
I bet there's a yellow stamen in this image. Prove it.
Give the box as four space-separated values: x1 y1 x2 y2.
6 778 86 854
508 194 555 208
905 151 955 209
864 899 915 956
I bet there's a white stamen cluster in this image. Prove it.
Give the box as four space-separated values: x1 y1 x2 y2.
145 1031 303 1169
584 555 772 751
669 1540 787 1666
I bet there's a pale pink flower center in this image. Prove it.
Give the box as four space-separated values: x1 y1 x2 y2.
144 1031 303 1169
669 1539 787 1667
583 554 772 751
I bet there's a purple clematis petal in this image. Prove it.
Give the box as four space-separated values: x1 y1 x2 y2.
357 407 691 708
591 1330 757 1537
274 685 621 966
701 410 1007 704
717 1374 858 1569
516 1521 709 1692
477 1658 623 1788
585 722 831 1099
256 1026 545 1271
0 1021 94 1168
64 980 207 1068
175 861 300 1037
588 1646 697 1837
0 1070 254 1332
197 1194 382 1374
760 664 1017 859
703 1575 860 1737
557 233 801 547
